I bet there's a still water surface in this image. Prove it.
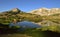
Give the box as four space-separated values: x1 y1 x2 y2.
9 21 41 28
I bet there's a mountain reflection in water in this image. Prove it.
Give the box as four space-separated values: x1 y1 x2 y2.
9 21 41 28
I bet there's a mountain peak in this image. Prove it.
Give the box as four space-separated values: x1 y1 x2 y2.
11 8 20 12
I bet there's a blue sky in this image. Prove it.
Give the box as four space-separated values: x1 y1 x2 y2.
0 0 60 12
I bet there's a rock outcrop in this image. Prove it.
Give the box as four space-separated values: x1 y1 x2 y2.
30 7 60 16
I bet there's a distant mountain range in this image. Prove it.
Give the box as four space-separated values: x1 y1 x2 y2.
29 8 60 16
1 7 60 16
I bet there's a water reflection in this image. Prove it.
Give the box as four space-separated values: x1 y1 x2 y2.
9 21 41 28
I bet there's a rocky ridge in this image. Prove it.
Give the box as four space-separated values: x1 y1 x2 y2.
30 8 60 16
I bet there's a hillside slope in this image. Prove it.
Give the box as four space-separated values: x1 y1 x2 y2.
0 8 42 25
